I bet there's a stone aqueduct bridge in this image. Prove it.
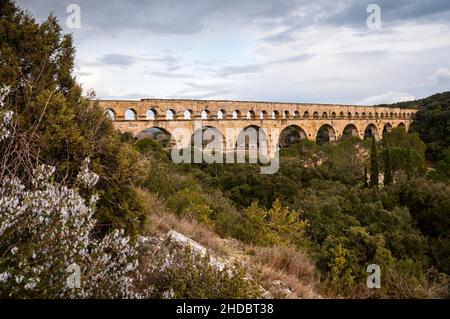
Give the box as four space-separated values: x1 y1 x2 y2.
98 98 417 154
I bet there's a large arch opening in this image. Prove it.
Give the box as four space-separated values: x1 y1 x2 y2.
316 124 336 144
137 127 173 148
364 124 379 139
342 124 359 139
236 125 268 150
383 123 393 134
398 122 406 129
279 125 307 148
191 126 224 149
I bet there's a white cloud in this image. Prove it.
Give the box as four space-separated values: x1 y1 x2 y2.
16 0 450 103
359 91 416 105
433 68 450 83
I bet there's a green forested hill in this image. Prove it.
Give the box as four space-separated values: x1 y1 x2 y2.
379 91 450 110
381 92 450 166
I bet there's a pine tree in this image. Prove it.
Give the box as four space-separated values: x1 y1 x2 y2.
370 137 379 187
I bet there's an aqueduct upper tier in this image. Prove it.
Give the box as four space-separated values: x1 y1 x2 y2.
97 98 418 152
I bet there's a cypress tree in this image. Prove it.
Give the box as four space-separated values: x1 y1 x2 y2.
364 165 369 188
384 143 393 186
370 137 379 187
406 145 414 179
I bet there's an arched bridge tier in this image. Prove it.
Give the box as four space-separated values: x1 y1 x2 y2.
98 98 417 153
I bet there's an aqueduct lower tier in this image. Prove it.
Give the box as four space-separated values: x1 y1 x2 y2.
98 98 417 155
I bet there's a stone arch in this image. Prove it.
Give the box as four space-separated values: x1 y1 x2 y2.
217 109 226 119
364 123 379 139
138 126 174 148
146 109 157 120
259 110 267 119
362 112 366 119
398 122 406 129
339 111 344 119
293 111 300 118
232 110 241 119
368 112 373 119
282 110 289 119
166 109 176 120
246 110 256 119
322 112 328 119
347 112 352 119
201 110 211 120
191 126 225 149
342 124 359 139
125 109 137 120
105 109 116 120
236 125 268 150
331 112 337 119
355 112 359 119
271 110 280 119
304 111 310 119
183 109 192 120
383 123 393 133
316 124 336 144
313 111 319 119
279 125 307 148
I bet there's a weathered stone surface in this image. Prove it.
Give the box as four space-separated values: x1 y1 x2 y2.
97 98 417 156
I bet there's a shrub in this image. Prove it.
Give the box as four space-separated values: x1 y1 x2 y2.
0 161 147 298
144 245 261 299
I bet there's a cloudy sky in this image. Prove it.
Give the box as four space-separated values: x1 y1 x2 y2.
16 0 450 104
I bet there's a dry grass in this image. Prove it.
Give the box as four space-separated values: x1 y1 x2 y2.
252 245 320 298
137 188 228 255
137 188 322 298
258 265 320 298
254 246 317 285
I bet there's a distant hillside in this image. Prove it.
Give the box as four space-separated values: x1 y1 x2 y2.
382 91 450 162
377 91 450 111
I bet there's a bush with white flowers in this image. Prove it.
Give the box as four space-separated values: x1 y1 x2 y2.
0 87 149 298
0 87 13 142
0 160 151 298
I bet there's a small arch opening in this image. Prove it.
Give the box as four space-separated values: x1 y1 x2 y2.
105 109 116 120
125 109 137 121
246 110 256 119
166 109 176 120
232 110 241 119
146 109 157 120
